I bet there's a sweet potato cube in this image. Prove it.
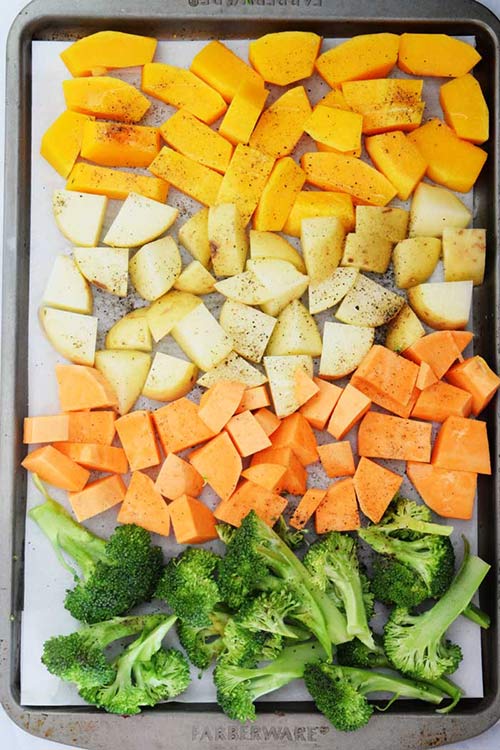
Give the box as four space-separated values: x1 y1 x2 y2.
169 494 217 544
253 407 281 436
69 475 126 523
351 345 419 410
402 331 462 380
225 411 272 457
299 378 342 430
327 384 371 440
353 457 403 523
290 488 326 530
24 415 69 444
65 411 116 446
416 362 438 391
407 461 477 520
149 147 222 207
153 398 215 454
241 464 288 493
115 411 160 471
40 110 91 178
236 385 271 413
251 446 306 495
189 432 242 500
318 441 355 478
214 480 286 527
271 413 318 466
253 157 306 232
315 478 360 533
446 356 500 416
55 443 129 474
432 416 491 475
294 369 321 409
198 380 246 434
411 382 472 422
22 445 89 492
55 364 118 412
358 412 432 462
118 471 170 536
155 453 204 501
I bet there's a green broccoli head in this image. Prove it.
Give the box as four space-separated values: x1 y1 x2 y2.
236 590 304 640
216 523 237 545
371 556 430 608
220 619 270 668
132 648 191 704
336 637 389 670
177 610 229 670
155 548 221 627
374 497 453 539
273 516 305 550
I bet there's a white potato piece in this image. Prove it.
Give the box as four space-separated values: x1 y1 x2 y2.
73 246 129 297
301 216 345 281
42 255 93 314
308 268 358 315
319 321 374 379
385 305 425 353
208 203 249 276
171 303 233 371
174 260 216 295
146 290 202 342
392 237 441 289
214 271 274 305
409 182 471 238
442 228 486 286
94 349 151 415
219 300 276 363
142 352 197 401
129 236 182 301
355 205 409 242
39 307 97 366
250 230 306 273
341 232 393 274
266 299 322 357
407 281 473 330
52 190 107 247
198 352 267 388
263 355 313 418
103 192 178 248
105 310 152 352
336 274 404 327
178 207 211 268
247 259 309 317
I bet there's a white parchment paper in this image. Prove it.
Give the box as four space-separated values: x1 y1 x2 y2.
22 38 484 707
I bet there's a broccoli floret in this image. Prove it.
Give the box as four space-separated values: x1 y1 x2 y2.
80 614 190 714
337 636 389 670
29 482 163 624
218 512 349 657
216 523 237 545
371 556 431 608
304 532 375 649
236 590 309 641
220 618 272 668
373 497 454 539
304 663 446 732
214 641 325 722
384 548 490 681
273 516 306 550
155 548 221 627
177 609 230 670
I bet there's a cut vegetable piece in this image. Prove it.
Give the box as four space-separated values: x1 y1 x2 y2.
365 131 428 201
355 205 409 242
105 310 152 353
24 415 69 445
452 331 474 355
358 412 432 462
327 384 371 440
225 410 272 457
304 105 363 156
309 268 358 315
219 301 276 363
94 350 151 415
446 356 500 416
81 121 161 169
407 281 473 330
219 78 269 145
236 386 270 413
67 163 168 203
253 407 281 437
142 63 227 124
253 158 306 232
316 33 399 85
56 442 128 474
171 303 233 371
319 322 374 380
249 31 321 85
42 255 92 315
442 228 486 286
39 307 97 366
118 471 170 537
251 446 307 495
318 86 352 111
249 86 312 159
216 144 275 225
149 147 222 207
290 488 326 530
406 462 477 520
416 362 439 391
160 109 233 174
55 364 118 412
411 381 472 422
190 40 263 102
169 495 217 544
315 478 360 533
178 208 211 268
146 290 202 343
73 247 129 297
263 355 313 418
60 31 157 76
351 344 419 411
385 305 425 353
155 453 204 501
174 261 215 296
115 411 160 471
266 300 322 358
63 77 151 122
40 110 91 178
294 369 320 409
67 411 116 445
189 432 242 500
215 481 287 528
392 237 441 289
318 441 355 478
153 398 215 454
69 475 127 523
249 231 306 273
208 203 249 277
336 274 404 327
300 378 342 430
409 182 471 238
104 192 178 248
271 412 318 466
342 79 424 135
301 216 345 281
440 74 489 144
432 416 491 475
283 191 355 238
247 259 309 318
197 352 267 388
52 190 107 248
353 457 403 523
22 445 90 492
398 34 481 77
198 380 246 434
144 350 195 401
214 271 274 306
129 237 181 302
340 232 393 274
402 331 463 380
241 464 287 493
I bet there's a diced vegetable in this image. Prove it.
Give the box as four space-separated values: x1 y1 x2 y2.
208 203 249 276
160 109 233 174
118 471 170 537
241 464 287 493
103 192 178 248
41 111 91 178
319 322 374 380
402 331 462 380
266 300 322 358
225 410 272 457
365 131 427 201
190 40 262 102
66 411 116 445
219 78 269 145
271 412 319 466
283 191 355 238
253 158 306 232
398 33 481 77
153 398 215 454
60 30 157 76
290 488 326 530
214 480 287 528
440 74 489 144
335 275 404 327
74 247 129 297
432 416 491 475
308 268 358 315
407 462 477 520
42 256 92 315
446 356 500 416
340 233 393 275
253 407 281 437
316 33 399 85
198 380 246 433
385 306 425 353
353 457 403 523
302 152 397 206
249 230 306 273
23 415 69 445
67 163 168 202
411 382 473 422
416 362 438 391
263 355 313 418
197 352 267 388
142 352 197 402
251 446 307 495
81 121 161 168
216 145 275 225
342 79 424 135
407 281 473 330
129 237 181 302
249 31 321 85
249 87 311 159
315 479 360 533
189 432 242 500
299 378 342 430
115 411 161 471
236 385 271 413
248 259 309 317
318 441 355 478
357 412 432 462
305 106 363 156
146 291 202 343
39 308 97 366
94 350 151 415
155 453 204 501
327 384 371 440
56 442 129 474
168 495 218 544
106 310 152 353
149 147 223 206
301 216 345 281
69 475 127 523
63 77 150 122
22 445 90 492
171 303 233 371
409 182 471 238
55 364 118 412
52 190 107 248
351 345 419 414
392 237 441 289
442 228 486 286
178 208 211 268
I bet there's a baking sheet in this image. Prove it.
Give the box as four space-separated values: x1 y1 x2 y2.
21 37 483 706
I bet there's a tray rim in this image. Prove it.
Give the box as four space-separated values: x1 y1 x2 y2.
1 1 499 748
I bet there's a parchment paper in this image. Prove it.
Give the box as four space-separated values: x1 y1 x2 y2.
22 37 484 707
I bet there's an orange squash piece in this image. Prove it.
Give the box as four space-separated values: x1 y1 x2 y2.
66 162 168 202
342 79 424 135
214 480 287 528
118 471 170 537
198 380 246 434
251 446 307 495
115 411 161 471
411 381 473 422
253 157 306 232
160 109 233 175
315 33 399 86
365 131 428 201
169 494 217 544
290 488 326 530
299 378 342 430
22 445 89 492
24 415 70 444
219 77 269 146
81 121 161 168
283 191 355 237
155 453 203 501
216 144 275 226
69 475 127 523
189 432 242 500
357 412 432 463
318 86 352 112
402 331 462 380
149 147 221 207
66 411 116 445
153 398 215 454
241 464 288 493
40 110 92 178
60 31 157 77
318 441 355 478
294 369 321 409
352 345 420 409
55 364 118 412
416 362 438 391
249 86 312 160
353 457 403 523
315 478 360 533
253 407 281 436
63 77 150 123
327 384 371 440
190 40 263 102
236 385 270 413
446 356 500 416
225 411 272 457
271 413 318 466
432 416 491 475
249 32 322 86
398 34 481 78
304 106 363 156
407 461 477 520
55 443 129 474
440 74 489 145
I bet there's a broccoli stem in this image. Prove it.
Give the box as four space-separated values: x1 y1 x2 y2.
331 665 445 706
85 615 167 648
321 561 375 649
462 602 491 629
378 519 453 537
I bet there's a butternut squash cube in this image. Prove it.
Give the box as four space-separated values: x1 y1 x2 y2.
304 105 362 156
149 147 222 206
249 31 322 86
81 121 161 168
66 163 168 202
253 157 306 232
318 86 352 111
60 31 157 77
342 79 424 135
63 76 150 122
283 191 355 238
365 131 428 200
440 74 489 145
190 40 263 102
249 86 312 159
216 144 275 225
219 78 269 146
160 109 233 174
40 110 91 178
398 34 481 77
316 33 399 86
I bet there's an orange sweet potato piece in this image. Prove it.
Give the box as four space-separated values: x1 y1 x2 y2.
271 413 319 466
55 364 118 412
290 488 326 530
294 369 320 409
198 380 247 433
225 410 272 457
432 416 491 475
214 480 287 527
315 478 360 533
153 398 215 454
236 385 271 413
250 446 307 495
402 331 462 379
24 415 69 444
253 407 281 436
416 362 438 391
327 384 371 440
315 33 399 86
67 411 116 445
118 471 170 537
446 356 500 416
351 345 419 410
189 432 242 500
22 445 89 492
407 461 477 520
398 34 481 78
451 330 474 356
299 378 342 430
241 464 288 493
353 457 403 523
318 441 355 478
69 475 126 523
411 381 472 422
155 453 204 501
169 494 217 544
56 443 129 474
349 380 419 419
115 411 161 471
357 412 432 462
